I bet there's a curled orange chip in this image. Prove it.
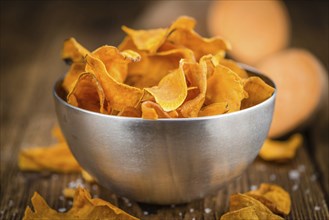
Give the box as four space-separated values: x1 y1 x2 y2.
221 205 283 220
259 133 303 162
241 76 275 109
118 106 141 118
198 102 229 117
127 48 195 88
218 59 249 78
179 61 207 117
62 62 85 93
62 37 90 63
141 101 172 119
92 46 141 83
245 183 291 215
85 54 143 112
206 65 246 112
141 103 158 119
167 26 231 61
67 72 107 114
229 194 283 220
18 142 81 173
122 26 167 54
121 16 196 54
23 188 139 220
145 60 188 112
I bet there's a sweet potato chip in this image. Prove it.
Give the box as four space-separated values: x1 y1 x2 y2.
67 72 107 114
259 133 303 162
145 60 188 111
229 194 283 220
117 106 141 118
23 188 139 220
126 48 195 88
92 46 141 83
121 16 196 54
141 101 172 119
221 206 283 220
245 183 291 215
199 54 217 78
219 58 249 78
141 103 158 119
62 37 90 63
85 54 143 111
179 61 207 117
18 142 81 173
206 65 246 112
167 27 231 61
198 102 229 117
62 63 85 93
122 26 167 54
241 76 275 109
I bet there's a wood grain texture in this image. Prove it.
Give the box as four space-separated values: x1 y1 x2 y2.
1 1 328 220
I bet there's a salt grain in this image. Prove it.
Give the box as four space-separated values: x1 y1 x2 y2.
269 174 277 181
192 218 196 220
68 178 85 188
8 200 14 207
92 185 98 191
68 200 73 206
205 208 212 214
314 206 321 211
178 212 182 216
59 195 65 201
310 174 317 182
122 197 131 206
256 164 266 171
58 207 66 213
292 184 299 191
189 208 194 213
143 211 149 215
298 165 305 172
289 170 300 180
250 185 258 190
122 197 130 203
52 174 59 180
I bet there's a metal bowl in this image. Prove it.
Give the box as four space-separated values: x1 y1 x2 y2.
53 64 276 204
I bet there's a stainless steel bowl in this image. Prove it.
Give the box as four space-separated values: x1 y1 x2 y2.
53 64 276 204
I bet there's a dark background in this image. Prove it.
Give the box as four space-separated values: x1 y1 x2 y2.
1 0 328 72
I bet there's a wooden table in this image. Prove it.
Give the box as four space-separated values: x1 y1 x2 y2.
1 1 328 219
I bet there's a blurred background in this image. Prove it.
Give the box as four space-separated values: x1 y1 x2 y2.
1 0 328 70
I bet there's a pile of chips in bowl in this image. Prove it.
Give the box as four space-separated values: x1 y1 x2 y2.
62 16 274 119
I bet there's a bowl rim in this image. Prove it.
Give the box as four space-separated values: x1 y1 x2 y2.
53 63 276 122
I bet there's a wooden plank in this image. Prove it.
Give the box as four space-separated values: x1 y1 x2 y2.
309 100 329 196
1 113 328 219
